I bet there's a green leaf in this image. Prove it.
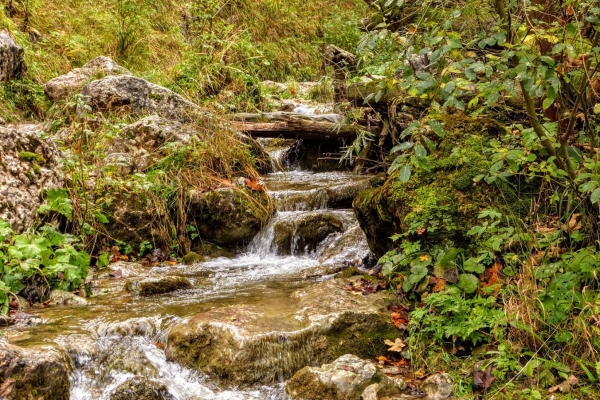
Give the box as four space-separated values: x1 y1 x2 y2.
463 259 485 274
458 273 479 293
399 164 411 182
95 212 109 224
391 142 414 153
414 144 427 159
428 119 446 138
591 188 600 204
0 218 12 242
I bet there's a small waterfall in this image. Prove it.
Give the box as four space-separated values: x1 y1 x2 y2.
5 137 373 399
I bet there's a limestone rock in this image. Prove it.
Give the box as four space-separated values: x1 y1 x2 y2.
109 376 175 400
0 124 63 233
126 276 191 296
0 31 25 82
165 277 397 387
106 115 197 172
81 75 203 121
0 339 70 400
286 354 406 400
49 290 88 307
420 373 453 399
44 56 131 101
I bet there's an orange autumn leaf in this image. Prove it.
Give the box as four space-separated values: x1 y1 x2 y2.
432 279 446 293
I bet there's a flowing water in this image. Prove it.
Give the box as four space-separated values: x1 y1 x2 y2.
3 141 372 399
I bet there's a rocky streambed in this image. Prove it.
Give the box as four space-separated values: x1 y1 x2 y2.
0 160 434 399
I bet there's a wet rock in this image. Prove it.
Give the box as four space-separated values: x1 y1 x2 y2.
0 315 14 326
106 115 197 172
166 277 397 387
49 290 88 307
273 212 343 255
126 276 191 296
109 376 175 400
81 75 203 122
103 195 164 249
0 31 25 82
0 124 63 233
286 354 405 400
181 251 205 265
0 339 70 399
44 56 131 101
188 187 273 248
420 373 453 399
325 179 373 208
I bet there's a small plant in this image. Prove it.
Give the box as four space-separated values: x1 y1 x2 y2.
0 218 90 314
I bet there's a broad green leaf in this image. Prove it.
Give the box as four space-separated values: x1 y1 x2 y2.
414 144 427 159
591 188 600 204
399 164 411 182
458 273 479 293
428 119 446 138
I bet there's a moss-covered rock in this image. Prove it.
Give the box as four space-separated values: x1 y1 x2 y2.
273 212 343 255
353 116 529 257
0 339 70 400
181 251 205 265
165 277 397 388
188 187 273 248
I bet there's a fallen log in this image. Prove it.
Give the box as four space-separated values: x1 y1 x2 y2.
232 112 376 140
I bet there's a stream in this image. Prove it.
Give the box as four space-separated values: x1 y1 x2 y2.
3 141 373 399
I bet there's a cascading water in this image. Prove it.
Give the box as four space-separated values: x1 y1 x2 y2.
3 139 373 399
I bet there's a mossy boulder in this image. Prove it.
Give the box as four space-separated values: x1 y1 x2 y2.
286 354 406 400
353 116 530 257
273 212 343 255
165 277 397 388
188 187 273 248
125 276 191 296
0 339 70 400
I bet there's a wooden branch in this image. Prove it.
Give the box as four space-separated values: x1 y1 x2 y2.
231 112 377 140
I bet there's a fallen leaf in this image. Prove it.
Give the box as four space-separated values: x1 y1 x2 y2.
473 364 495 390
549 375 579 394
384 338 406 352
432 278 446 292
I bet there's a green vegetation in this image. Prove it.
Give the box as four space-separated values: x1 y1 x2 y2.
0 193 89 314
351 0 600 397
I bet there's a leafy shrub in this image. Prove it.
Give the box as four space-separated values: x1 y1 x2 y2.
0 218 90 314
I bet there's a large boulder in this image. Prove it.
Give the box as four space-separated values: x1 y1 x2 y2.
0 124 63 233
165 277 398 387
0 31 24 82
0 339 70 399
286 354 406 400
81 75 203 121
44 56 131 101
188 187 273 248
